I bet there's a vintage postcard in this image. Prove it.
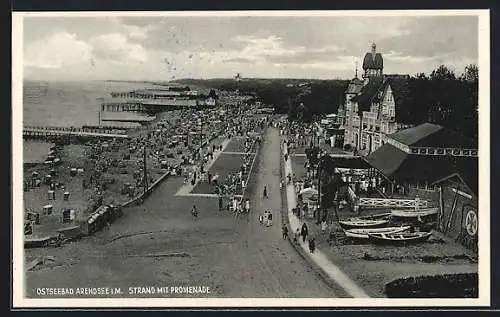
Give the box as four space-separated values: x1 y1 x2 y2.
12 10 490 308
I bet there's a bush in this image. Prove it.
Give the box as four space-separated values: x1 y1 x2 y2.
385 273 478 298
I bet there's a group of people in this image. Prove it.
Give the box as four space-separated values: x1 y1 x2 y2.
212 153 253 200
290 221 316 253
259 209 273 227
216 194 251 215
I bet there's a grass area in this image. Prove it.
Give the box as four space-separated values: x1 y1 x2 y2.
223 138 257 153
191 153 254 195
290 156 307 181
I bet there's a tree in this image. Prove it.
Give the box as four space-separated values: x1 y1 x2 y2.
430 65 456 80
415 72 428 80
461 64 478 82
305 146 320 166
287 97 295 121
296 102 308 122
208 89 219 100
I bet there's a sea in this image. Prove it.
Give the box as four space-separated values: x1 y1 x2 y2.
22 80 158 163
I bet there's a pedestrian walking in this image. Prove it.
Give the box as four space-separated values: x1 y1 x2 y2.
294 228 300 244
191 205 198 219
308 237 316 253
262 209 268 226
282 224 289 239
267 210 273 226
245 199 250 213
301 223 309 243
218 196 223 211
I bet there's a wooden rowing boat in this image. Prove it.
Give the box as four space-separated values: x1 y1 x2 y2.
391 208 438 218
343 226 412 239
24 236 52 248
358 213 392 220
368 231 432 245
339 219 389 229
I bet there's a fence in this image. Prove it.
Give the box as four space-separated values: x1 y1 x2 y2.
358 197 429 209
23 126 129 139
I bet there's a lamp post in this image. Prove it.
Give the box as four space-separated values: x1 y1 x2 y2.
317 151 325 224
198 117 203 147
143 143 148 197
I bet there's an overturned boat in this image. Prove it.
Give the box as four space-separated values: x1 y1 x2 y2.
343 226 412 239
339 219 389 229
357 213 392 220
368 231 432 245
391 208 438 218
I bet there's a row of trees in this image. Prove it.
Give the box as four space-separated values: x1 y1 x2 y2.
416 64 478 82
175 78 349 122
291 64 478 139
396 65 478 139
175 64 478 139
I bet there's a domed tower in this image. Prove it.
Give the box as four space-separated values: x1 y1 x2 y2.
362 43 383 78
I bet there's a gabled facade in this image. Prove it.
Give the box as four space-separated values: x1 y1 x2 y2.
338 43 414 155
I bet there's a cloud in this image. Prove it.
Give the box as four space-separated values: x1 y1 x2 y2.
377 16 478 60
264 46 341 65
88 33 148 64
24 32 93 69
21 15 480 81
224 57 256 64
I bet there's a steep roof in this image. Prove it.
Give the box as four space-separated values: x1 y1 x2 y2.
371 75 410 104
346 77 364 94
351 77 384 113
362 53 383 70
390 123 442 145
389 123 477 148
432 172 478 197
374 53 384 69
365 143 478 187
364 143 409 177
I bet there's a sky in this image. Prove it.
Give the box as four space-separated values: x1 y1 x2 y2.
21 13 479 81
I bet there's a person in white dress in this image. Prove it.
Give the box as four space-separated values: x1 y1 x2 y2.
245 199 250 213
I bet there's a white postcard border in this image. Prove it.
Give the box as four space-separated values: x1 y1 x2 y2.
12 9 491 308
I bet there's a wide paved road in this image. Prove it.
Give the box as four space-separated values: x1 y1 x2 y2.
25 127 335 298
208 126 336 297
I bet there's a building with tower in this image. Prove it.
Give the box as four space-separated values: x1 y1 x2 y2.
362 43 384 78
336 43 414 155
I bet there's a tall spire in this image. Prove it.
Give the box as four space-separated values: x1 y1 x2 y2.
355 61 358 78
371 42 377 56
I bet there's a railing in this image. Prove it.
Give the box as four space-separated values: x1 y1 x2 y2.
23 126 129 138
358 197 429 208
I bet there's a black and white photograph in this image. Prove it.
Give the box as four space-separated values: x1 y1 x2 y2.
12 10 490 307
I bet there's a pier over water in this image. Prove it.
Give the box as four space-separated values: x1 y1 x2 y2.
23 126 130 140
